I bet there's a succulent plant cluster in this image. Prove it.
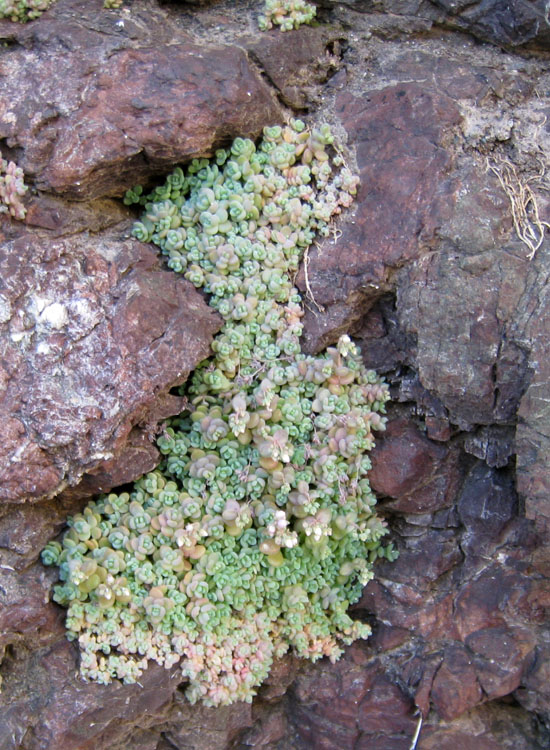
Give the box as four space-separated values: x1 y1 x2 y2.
42 120 395 706
0 0 121 22
0 0 52 22
0 151 27 220
0 0 312 29
259 0 317 31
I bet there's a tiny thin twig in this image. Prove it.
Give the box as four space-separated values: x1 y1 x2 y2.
303 245 325 315
409 712 423 750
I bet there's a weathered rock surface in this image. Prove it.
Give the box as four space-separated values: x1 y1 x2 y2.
0 230 220 503
297 80 461 353
246 25 346 109
1 631 182 750
515 259 550 540
0 1 549 750
0 0 282 199
323 0 550 49
429 0 550 49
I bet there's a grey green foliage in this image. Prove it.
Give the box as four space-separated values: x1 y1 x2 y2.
42 120 396 706
0 151 27 220
0 0 54 22
258 0 317 31
0 0 121 22
0 1 314 29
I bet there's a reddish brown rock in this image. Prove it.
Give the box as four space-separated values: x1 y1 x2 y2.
0 231 220 504
430 644 483 720
161 699 254 750
453 566 530 641
403 655 441 718
290 657 370 749
419 701 545 750
357 671 416 736
358 578 460 641
0 499 76 569
369 419 446 499
368 623 411 653
245 25 345 109
288 654 419 750
297 83 460 352
465 627 535 700
0 565 65 656
368 419 460 514
24 195 131 237
425 416 452 442
0 0 281 200
60 427 163 502
234 704 287 748
367 43 534 104
294 45 532 430
258 656 299 703
59 392 189 502
0 639 180 750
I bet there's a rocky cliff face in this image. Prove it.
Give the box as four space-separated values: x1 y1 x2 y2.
0 1 549 748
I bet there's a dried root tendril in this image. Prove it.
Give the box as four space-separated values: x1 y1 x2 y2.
487 155 549 260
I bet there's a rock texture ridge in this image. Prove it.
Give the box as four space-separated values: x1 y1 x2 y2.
0 0 549 749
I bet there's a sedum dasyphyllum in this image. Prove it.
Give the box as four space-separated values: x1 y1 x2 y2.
0 0 121 22
0 151 27 220
258 0 317 31
0 0 311 29
42 120 396 706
